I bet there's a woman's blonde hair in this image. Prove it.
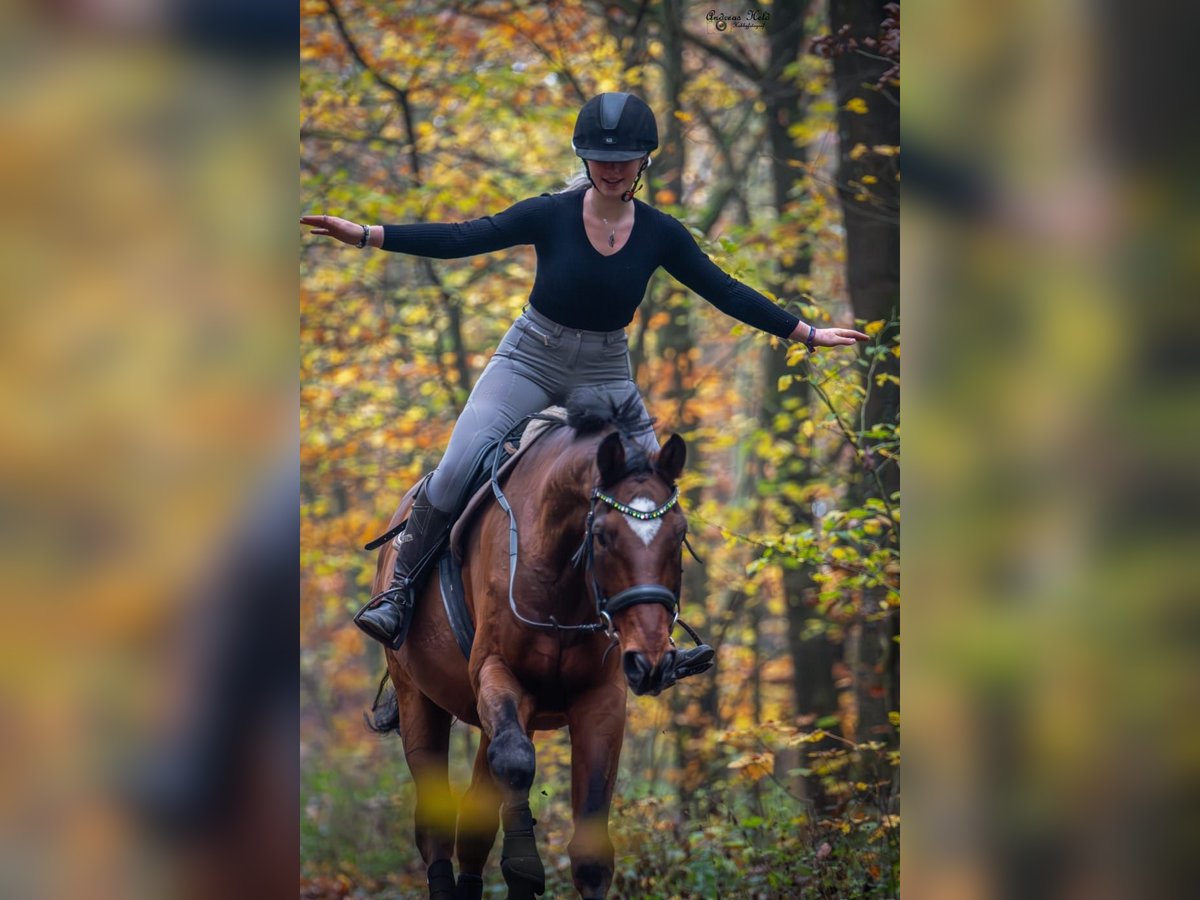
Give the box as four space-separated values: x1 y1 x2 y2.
557 170 592 193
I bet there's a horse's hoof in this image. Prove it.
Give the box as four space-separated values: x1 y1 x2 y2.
488 728 536 792
455 873 484 900
572 859 612 898
500 856 546 897
427 858 456 899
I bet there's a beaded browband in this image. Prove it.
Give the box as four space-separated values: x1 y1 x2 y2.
591 486 679 521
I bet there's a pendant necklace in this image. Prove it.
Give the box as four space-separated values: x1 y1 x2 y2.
602 217 615 248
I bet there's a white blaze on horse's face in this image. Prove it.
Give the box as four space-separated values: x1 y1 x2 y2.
622 497 662 546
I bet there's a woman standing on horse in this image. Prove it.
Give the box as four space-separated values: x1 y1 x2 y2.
303 92 867 676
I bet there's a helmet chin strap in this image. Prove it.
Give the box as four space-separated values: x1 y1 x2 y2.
621 157 650 202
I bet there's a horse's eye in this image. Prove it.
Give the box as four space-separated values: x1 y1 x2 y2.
595 529 609 548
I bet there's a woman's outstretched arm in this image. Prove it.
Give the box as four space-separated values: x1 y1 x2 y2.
299 215 385 248
661 216 868 348
301 195 550 259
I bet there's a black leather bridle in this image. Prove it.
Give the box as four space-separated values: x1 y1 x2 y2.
570 484 707 647
570 486 684 637
491 415 704 641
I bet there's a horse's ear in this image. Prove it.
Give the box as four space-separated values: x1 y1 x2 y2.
655 434 687 484
596 432 626 487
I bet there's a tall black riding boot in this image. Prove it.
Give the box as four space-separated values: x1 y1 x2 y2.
354 485 454 650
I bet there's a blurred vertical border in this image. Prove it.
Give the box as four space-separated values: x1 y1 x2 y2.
905 0 1200 897
0 0 298 896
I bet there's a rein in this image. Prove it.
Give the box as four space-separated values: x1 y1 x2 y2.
492 416 605 635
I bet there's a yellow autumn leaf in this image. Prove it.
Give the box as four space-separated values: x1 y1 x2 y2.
873 144 900 156
864 319 885 336
728 751 774 782
777 374 793 391
844 97 868 114
673 110 693 123
862 174 878 185
801 419 815 438
849 142 869 160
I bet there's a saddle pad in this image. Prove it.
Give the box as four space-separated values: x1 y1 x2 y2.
437 550 474 659
449 407 568 562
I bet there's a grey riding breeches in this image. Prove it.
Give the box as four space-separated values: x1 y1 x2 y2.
424 305 660 514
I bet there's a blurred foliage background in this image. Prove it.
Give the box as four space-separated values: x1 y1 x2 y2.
0 0 298 897
301 1 899 896
903 0 1200 897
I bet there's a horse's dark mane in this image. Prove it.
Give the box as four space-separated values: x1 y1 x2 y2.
565 387 648 435
564 387 656 479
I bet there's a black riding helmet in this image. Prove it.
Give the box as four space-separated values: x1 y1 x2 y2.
573 92 658 201
572 92 659 160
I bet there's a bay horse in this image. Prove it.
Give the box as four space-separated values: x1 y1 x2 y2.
372 392 690 899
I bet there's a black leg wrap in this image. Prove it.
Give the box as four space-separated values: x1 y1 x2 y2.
500 803 544 897
427 858 456 899
455 873 484 900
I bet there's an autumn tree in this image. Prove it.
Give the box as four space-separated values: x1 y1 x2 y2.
821 0 900 766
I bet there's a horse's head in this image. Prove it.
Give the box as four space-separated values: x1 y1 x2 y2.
588 431 688 696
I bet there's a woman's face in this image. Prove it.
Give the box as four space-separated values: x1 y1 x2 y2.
586 157 646 199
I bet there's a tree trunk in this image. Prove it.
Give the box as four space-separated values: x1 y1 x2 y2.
829 0 900 755
761 0 845 813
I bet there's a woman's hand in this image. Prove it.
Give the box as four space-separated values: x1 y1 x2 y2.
300 214 368 246
788 322 871 347
812 327 870 347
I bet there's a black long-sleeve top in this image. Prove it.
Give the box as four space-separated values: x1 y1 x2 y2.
381 188 800 339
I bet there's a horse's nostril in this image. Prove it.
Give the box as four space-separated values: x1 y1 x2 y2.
623 651 650 690
659 649 677 679
641 650 676 696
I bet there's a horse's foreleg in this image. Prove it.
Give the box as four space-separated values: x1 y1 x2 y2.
391 663 457 899
476 657 537 795
566 684 626 899
474 656 544 898
453 732 499 900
